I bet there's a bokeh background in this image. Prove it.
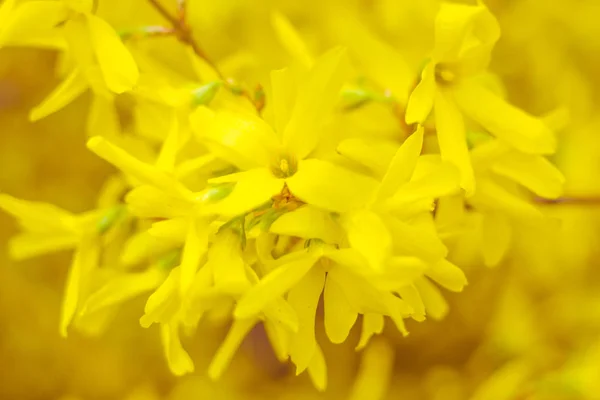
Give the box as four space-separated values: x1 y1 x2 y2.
2 0 600 399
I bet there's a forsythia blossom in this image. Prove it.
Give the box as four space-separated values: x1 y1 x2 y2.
0 0 570 397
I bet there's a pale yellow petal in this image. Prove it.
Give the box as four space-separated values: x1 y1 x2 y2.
481 212 511 267
454 82 556 154
342 209 391 272
349 339 394 400
86 94 120 138
208 168 283 217
208 317 258 380
356 313 384 350
60 237 99 337
386 216 447 262
81 269 164 315
235 251 319 319
125 186 194 219
405 62 436 124
140 268 179 328
179 219 209 295
0 0 68 46
473 178 543 220
283 47 349 159
425 259 467 292
271 11 313 68
414 277 448 320
491 154 565 199
9 233 79 260
287 159 378 213
375 126 424 202
288 266 326 374
263 298 299 334
336 138 398 178
270 205 343 244
434 90 474 194
208 231 250 295
161 322 194 376
396 284 426 321
270 67 297 134
324 276 358 344
86 14 139 93
307 344 327 392
29 69 88 121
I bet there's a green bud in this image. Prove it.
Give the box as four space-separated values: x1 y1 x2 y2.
97 205 125 234
191 81 222 106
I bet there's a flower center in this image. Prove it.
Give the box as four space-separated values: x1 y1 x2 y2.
435 64 458 85
271 155 297 178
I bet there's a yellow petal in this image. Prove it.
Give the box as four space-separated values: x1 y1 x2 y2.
235 251 319 319
414 277 448 320
86 137 192 199
208 231 250 295
481 212 511 267
386 216 447 262
396 284 425 321
86 93 121 138
86 14 139 93
0 194 76 234
287 159 378 213
60 237 99 337
324 276 358 344
271 11 313 69
288 266 326 374
372 257 428 291
283 47 349 160
191 107 279 169
491 154 565 199
386 161 460 209
161 322 194 376
81 269 165 315
264 318 291 361
208 317 258 380
0 0 68 46
342 209 391 272
126 186 194 219
269 205 342 244
434 90 475 195
336 138 398 178
29 68 88 121
454 82 556 154
179 219 209 296
405 62 436 124
270 67 297 134
425 259 467 292
148 218 188 242
356 313 384 350
208 168 283 217
349 339 394 400
473 178 543 220
141 268 179 328
307 344 328 392
263 298 299 334
9 233 79 260
375 126 424 202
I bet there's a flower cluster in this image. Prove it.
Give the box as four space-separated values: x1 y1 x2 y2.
0 0 565 392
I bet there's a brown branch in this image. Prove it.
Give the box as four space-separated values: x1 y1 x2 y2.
536 197 600 206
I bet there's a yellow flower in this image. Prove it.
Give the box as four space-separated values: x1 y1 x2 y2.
19 0 139 121
406 1 556 194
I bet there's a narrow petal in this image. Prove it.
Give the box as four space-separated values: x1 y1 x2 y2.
324 276 358 344
9 233 79 260
86 94 120 138
348 339 394 400
190 107 279 169
81 269 164 315
414 277 448 320
481 212 511 267
270 205 343 244
396 284 425 321
405 62 436 124
342 209 391 272
60 237 99 337
140 268 179 328
454 82 556 154
0 0 68 45
270 67 297 134
179 219 209 296
473 178 543 220
86 14 139 93
328 267 389 315
28 68 88 121
0 194 76 233
283 47 349 159
208 317 258 380
375 126 424 202
435 90 475 194
287 159 378 213
126 186 194 219
372 257 428 291
307 344 327 392
235 251 319 319
208 168 283 217
356 313 384 350
337 138 398 178
425 259 467 292
491 154 565 199
386 216 447 262
161 322 195 376
288 266 326 374
208 231 250 295
264 318 291 361
271 11 313 68
87 136 193 199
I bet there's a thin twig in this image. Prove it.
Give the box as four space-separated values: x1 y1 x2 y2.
536 197 600 206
